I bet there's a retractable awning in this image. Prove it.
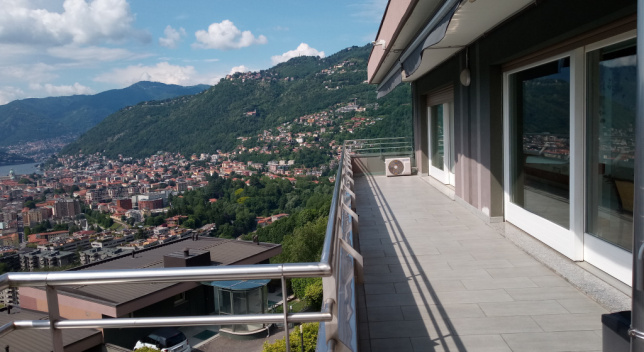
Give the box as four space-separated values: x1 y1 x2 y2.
375 0 534 98
377 0 459 98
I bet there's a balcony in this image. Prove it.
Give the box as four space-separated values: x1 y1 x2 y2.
0 138 631 352
349 141 630 351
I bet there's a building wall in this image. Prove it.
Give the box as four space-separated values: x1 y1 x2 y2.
102 285 214 348
412 0 636 220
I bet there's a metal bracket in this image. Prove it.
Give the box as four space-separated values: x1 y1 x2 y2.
630 327 644 340
339 238 364 284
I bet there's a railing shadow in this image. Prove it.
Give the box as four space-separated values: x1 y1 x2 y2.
355 171 466 352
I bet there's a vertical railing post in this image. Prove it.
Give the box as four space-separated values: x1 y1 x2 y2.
632 2 644 351
281 276 291 352
46 285 64 352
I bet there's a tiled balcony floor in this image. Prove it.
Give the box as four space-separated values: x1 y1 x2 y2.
355 174 612 352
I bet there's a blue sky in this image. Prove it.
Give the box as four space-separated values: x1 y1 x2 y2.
0 0 386 104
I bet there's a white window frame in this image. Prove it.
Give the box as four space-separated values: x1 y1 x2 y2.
581 30 636 285
504 31 636 285
503 51 584 261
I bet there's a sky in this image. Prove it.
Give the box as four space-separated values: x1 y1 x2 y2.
0 0 387 105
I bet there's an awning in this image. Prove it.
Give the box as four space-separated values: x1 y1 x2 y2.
401 2 459 78
202 279 270 290
376 0 460 98
376 69 403 99
375 0 535 98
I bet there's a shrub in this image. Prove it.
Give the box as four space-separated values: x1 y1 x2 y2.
133 346 159 351
262 323 319 352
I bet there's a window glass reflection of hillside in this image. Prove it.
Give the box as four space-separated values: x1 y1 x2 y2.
587 39 636 252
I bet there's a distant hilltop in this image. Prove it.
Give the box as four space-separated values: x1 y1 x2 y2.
0 81 210 147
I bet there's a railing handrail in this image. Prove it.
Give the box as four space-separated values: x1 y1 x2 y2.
0 262 330 288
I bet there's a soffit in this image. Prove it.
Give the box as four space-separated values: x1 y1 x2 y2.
403 0 534 81
370 0 444 84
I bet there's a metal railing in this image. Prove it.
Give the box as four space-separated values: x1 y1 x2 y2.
0 143 363 352
345 137 413 158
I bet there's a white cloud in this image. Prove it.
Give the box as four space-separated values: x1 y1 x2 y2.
0 86 26 105
47 45 149 62
271 43 325 65
93 62 204 86
0 62 57 83
159 25 186 49
229 65 250 75
0 0 149 46
193 20 267 50
29 82 95 96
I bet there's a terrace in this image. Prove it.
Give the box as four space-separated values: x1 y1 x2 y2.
0 138 632 352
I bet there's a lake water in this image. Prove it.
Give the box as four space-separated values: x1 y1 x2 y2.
0 162 42 177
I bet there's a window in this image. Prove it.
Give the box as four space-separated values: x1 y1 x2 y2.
586 38 636 252
426 86 455 185
504 32 636 284
508 57 571 229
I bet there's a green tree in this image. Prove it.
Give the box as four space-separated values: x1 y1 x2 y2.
262 323 318 352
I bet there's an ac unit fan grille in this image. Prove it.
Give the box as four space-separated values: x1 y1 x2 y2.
388 159 404 176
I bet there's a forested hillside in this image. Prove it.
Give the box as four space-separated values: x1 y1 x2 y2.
62 44 411 158
0 81 209 146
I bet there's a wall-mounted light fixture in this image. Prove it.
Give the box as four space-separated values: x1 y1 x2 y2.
371 39 386 50
460 48 471 86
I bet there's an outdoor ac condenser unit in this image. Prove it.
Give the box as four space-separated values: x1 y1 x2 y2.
385 158 411 177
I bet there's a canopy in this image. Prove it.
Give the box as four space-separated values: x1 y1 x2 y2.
202 279 270 290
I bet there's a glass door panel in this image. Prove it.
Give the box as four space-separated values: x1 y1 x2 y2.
431 104 445 170
508 58 571 229
586 39 636 252
428 102 452 184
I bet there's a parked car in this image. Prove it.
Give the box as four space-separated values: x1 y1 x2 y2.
133 327 191 352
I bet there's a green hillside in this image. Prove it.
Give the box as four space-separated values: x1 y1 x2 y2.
62 45 411 158
0 82 209 146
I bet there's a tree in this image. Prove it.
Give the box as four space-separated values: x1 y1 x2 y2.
18 177 32 184
24 200 36 209
262 322 318 352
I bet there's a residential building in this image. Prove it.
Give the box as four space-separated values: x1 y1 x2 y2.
139 198 164 210
0 287 18 307
19 249 76 271
0 307 103 352
19 237 281 348
116 197 132 210
54 198 80 218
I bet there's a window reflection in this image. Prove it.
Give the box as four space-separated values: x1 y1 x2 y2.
509 58 571 228
431 104 444 170
586 39 636 252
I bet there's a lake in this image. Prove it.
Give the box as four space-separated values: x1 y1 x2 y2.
0 162 42 177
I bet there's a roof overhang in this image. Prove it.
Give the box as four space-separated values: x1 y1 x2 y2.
369 0 535 96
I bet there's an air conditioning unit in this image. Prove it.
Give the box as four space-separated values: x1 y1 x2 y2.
385 158 411 177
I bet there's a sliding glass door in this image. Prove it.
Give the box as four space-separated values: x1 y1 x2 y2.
428 101 454 185
504 32 636 284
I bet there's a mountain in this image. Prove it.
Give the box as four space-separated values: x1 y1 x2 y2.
0 82 210 146
62 44 411 158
